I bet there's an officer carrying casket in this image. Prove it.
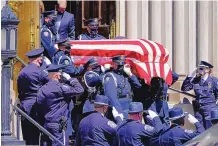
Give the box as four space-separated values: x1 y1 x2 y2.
78 18 106 40
41 11 58 60
103 55 142 119
52 38 84 76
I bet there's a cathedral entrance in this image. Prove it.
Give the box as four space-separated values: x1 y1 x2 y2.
42 1 116 39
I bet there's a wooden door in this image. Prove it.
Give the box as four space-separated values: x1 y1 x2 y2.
9 1 40 96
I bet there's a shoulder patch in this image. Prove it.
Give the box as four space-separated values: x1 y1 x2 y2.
107 121 117 129
88 73 94 78
185 129 194 133
62 84 70 90
144 125 154 131
105 77 110 82
43 31 49 37
64 59 70 65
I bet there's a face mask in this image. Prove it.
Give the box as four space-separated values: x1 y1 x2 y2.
58 7 65 13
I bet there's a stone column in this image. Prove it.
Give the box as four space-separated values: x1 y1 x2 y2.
141 1 149 39
173 1 189 74
119 0 126 37
126 1 142 38
197 1 213 63
188 1 197 72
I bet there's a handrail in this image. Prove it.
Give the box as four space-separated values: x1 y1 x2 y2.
11 100 65 146
169 87 196 98
15 56 27 66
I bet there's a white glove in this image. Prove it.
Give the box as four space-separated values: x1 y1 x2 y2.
104 64 111 71
123 64 132 76
54 44 59 50
43 57 51 65
101 65 105 73
148 110 158 119
188 68 197 77
188 114 198 124
62 72 71 80
112 107 124 121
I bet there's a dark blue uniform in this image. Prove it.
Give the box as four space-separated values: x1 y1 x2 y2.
41 25 57 59
75 112 120 146
17 49 48 145
53 10 75 40
116 117 163 146
78 32 105 40
37 78 84 146
181 75 218 129
153 122 204 146
52 50 83 76
103 72 142 119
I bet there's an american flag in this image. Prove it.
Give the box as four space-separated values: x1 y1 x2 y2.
69 39 173 85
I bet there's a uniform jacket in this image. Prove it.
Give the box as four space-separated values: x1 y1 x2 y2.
116 117 163 146
17 63 48 114
75 112 122 146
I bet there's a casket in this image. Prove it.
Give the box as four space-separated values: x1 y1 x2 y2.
69 39 173 85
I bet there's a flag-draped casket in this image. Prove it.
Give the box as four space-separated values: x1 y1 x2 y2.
69 39 173 85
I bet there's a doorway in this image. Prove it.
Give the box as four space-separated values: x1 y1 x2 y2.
42 1 116 39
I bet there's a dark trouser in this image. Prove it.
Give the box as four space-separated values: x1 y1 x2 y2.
21 104 40 145
43 122 65 146
195 104 218 129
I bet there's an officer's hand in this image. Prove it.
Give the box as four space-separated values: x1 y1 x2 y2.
188 114 198 124
148 110 158 119
112 107 124 121
188 68 197 77
123 64 133 76
104 64 111 71
100 65 105 73
54 44 59 50
43 56 51 65
62 72 71 80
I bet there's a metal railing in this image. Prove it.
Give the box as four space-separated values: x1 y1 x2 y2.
11 99 65 146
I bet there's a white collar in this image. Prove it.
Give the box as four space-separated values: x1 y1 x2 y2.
202 74 209 82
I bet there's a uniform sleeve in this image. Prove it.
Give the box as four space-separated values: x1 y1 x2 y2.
61 78 84 97
213 77 218 99
103 74 123 113
172 71 179 85
128 74 142 88
181 77 194 91
68 14 75 40
181 122 205 141
41 29 57 58
59 56 84 76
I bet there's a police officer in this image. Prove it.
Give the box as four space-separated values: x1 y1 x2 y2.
41 11 58 60
53 0 75 40
17 48 49 145
52 38 84 76
75 95 123 146
78 18 106 40
116 102 162 146
103 55 142 119
37 64 84 146
181 61 218 129
151 107 205 146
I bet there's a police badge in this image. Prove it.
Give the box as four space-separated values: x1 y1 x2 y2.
64 60 70 65
43 31 49 37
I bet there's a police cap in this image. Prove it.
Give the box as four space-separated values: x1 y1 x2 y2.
198 60 213 68
94 95 109 106
111 55 126 65
25 48 44 58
